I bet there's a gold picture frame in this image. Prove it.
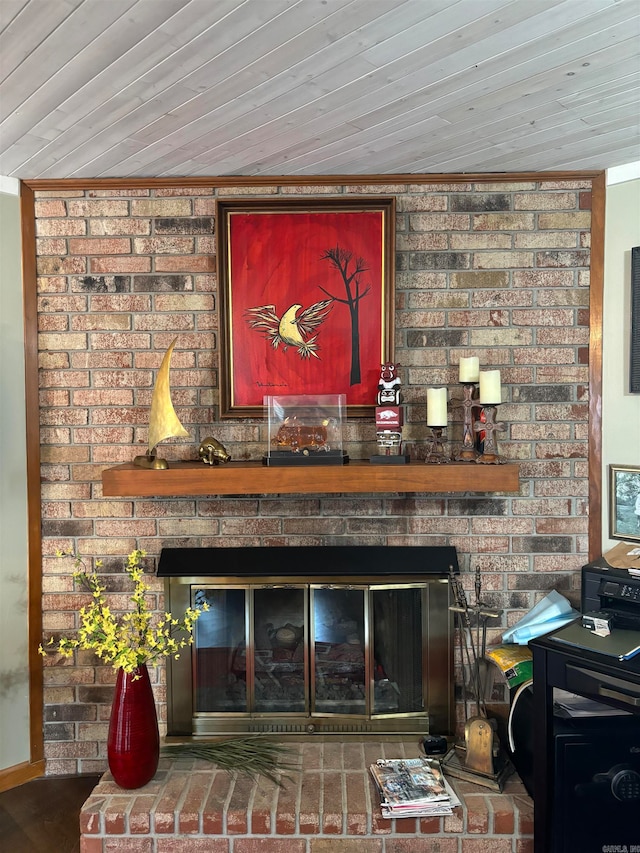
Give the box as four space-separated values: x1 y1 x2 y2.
216 196 395 418
609 464 640 543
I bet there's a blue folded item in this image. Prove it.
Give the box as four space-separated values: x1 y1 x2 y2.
502 590 579 645
505 613 579 644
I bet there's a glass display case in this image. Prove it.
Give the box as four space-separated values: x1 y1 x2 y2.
263 394 347 465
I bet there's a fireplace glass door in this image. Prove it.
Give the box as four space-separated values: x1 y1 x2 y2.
253 586 306 714
194 587 247 714
371 585 424 715
312 586 367 716
188 581 432 734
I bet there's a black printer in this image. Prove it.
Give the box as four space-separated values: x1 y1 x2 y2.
582 560 640 631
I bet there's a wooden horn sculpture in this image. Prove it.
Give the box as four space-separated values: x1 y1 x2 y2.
133 338 189 470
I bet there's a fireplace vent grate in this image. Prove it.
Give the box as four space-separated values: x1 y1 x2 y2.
248 722 375 734
249 724 306 733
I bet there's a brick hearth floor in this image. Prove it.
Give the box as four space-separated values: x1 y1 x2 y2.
79 739 534 852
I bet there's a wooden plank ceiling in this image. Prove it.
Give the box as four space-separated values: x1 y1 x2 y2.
1 0 639 179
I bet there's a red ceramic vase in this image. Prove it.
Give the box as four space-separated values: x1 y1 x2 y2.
107 663 160 789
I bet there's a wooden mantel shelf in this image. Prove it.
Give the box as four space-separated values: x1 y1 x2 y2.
102 460 520 497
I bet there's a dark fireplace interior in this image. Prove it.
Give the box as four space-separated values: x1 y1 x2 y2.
159 546 458 738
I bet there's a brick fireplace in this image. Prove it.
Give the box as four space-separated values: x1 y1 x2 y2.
31 175 595 780
79 739 534 852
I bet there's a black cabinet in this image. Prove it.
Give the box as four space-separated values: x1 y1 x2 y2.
530 631 640 853
551 716 640 852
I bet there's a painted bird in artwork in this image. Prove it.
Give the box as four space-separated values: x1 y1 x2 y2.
244 299 333 358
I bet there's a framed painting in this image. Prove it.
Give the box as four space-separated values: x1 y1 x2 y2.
216 197 395 417
631 246 640 393
609 464 640 543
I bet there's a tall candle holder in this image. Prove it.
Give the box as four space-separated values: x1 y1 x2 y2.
425 386 449 463
454 382 481 461
425 426 450 463
474 405 506 464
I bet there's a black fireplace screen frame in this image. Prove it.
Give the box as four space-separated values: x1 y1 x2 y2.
159 546 458 739
158 545 459 580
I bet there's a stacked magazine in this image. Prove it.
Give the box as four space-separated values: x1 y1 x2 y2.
369 756 461 818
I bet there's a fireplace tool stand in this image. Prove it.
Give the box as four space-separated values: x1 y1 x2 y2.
443 566 513 791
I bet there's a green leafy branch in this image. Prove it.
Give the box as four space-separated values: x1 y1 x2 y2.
162 736 300 787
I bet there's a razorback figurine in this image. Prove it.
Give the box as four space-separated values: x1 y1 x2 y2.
373 363 406 461
198 436 231 465
377 362 402 406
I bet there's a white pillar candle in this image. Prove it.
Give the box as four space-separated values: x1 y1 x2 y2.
479 370 502 404
426 387 448 426
459 356 479 383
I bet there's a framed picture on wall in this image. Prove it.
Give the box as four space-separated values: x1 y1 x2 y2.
609 464 640 543
216 197 395 418
631 246 640 393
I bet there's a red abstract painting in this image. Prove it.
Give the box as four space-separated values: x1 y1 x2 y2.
217 198 395 417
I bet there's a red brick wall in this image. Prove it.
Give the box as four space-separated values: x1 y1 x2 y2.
35 178 592 774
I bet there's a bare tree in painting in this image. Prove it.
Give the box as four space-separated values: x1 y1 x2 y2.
320 245 370 385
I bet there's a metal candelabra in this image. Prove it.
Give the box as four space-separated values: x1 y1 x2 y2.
475 404 506 464
424 426 450 463
454 382 481 461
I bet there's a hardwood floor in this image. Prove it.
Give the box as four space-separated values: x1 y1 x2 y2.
0 774 101 853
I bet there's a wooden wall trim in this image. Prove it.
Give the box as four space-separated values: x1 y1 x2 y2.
20 173 606 772
0 760 45 795
20 183 44 768
22 170 602 192
588 172 606 561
